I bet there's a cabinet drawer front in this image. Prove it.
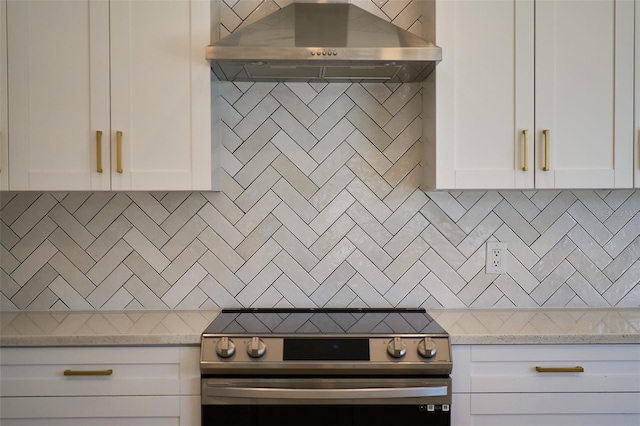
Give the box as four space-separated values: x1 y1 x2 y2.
471 392 640 416
470 344 640 393
471 359 639 392
0 347 180 397
0 396 180 422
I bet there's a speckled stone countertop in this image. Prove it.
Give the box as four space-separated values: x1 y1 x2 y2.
1 309 638 347
432 308 640 344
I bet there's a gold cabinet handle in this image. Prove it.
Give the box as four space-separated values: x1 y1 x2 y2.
522 129 529 171
64 369 113 376
543 129 550 171
96 131 103 173
116 131 123 173
535 366 584 373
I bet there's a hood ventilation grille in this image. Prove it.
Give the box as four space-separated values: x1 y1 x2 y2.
241 64 403 80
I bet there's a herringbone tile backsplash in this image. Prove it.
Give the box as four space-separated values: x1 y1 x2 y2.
1 0 639 311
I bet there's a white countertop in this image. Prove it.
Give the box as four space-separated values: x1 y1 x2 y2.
1 309 638 347
432 308 640 344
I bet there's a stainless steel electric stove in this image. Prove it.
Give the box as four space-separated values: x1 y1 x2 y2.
200 308 453 426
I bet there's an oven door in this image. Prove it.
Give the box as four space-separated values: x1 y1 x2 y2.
201 377 451 426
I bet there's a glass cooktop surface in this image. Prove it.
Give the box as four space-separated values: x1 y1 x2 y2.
203 308 448 335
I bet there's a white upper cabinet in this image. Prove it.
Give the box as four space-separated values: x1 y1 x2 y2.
7 0 110 191
6 0 213 191
0 0 7 191
109 0 212 191
424 0 534 190
534 0 634 189
426 0 635 190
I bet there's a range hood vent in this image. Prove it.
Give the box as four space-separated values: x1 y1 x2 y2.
207 2 442 82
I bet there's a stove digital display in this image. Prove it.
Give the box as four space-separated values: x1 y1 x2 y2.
283 338 370 360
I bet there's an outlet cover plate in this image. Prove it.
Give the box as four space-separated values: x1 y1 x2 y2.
486 242 507 274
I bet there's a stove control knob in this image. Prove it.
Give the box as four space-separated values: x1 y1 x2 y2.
418 337 437 358
387 337 407 358
247 337 266 358
215 337 235 358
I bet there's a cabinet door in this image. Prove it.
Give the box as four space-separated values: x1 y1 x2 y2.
1 0 7 190
109 0 211 191
6 0 111 190
425 0 534 189
535 0 635 188
428 0 534 190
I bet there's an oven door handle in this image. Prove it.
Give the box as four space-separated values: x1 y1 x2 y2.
206 385 448 400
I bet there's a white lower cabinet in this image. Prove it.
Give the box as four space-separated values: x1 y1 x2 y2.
451 344 640 426
0 346 201 426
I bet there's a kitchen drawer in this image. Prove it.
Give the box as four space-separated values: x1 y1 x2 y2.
0 395 180 426
0 346 180 397
470 344 640 393
470 392 640 425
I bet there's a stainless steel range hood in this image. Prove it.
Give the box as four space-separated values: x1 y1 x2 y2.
207 1 442 82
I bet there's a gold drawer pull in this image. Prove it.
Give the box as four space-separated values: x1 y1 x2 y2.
63 369 113 376
535 366 584 373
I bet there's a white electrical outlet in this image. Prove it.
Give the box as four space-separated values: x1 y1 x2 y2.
485 242 507 274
